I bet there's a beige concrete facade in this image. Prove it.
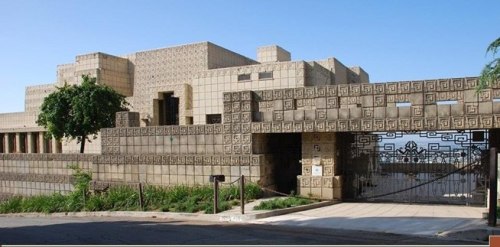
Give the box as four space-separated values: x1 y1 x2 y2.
0 42 366 154
6 42 497 202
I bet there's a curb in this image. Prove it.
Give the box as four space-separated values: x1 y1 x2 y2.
218 200 337 222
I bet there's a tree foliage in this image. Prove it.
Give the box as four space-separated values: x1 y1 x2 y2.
37 75 128 153
477 37 500 91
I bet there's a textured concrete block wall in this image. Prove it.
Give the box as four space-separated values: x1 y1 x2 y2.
97 123 266 187
92 154 264 187
25 83 56 113
245 78 500 132
298 133 341 200
192 61 307 124
61 134 102 154
0 154 94 197
0 112 40 130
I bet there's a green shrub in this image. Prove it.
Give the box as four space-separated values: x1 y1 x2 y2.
0 173 265 214
253 196 315 210
244 183 263 200
102 186 140 211
84 194 105 211
0 196 22 213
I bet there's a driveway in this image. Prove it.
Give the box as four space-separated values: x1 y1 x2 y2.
252 202 489 239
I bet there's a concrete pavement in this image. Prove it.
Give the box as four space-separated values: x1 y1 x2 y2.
1 200 498 242
251 202 495 242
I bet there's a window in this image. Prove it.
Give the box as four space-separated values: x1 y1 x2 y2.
436 100 458 105
206 114 221 124
237 74 251 81
396 102 411 107
258 71 273 80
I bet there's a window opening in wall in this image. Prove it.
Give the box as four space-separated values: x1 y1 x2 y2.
237 74 251 81
206 114 222 124
436 100 458 105
158 92 179 126
0 133 4 153
20 133 27 153
258 71 273 80
186 117 193 125
8 134 15 153
33 133 39 153
493 98 500 102
396 102 411 107
56 141 62 153
44 134 52 154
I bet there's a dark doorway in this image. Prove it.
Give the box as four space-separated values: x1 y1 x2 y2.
254 133 302 194
158 93 179 125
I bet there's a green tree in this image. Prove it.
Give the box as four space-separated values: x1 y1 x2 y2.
37 75 128 153
477 37 500 91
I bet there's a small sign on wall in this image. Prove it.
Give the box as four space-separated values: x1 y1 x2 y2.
312 165 323 176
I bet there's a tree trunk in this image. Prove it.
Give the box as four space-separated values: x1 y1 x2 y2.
80 137 86 153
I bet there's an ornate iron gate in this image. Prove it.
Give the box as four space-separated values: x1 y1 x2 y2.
344 130 489 205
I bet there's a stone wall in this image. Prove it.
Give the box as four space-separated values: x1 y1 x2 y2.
0 154 93 197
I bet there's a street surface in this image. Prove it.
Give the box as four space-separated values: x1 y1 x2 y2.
0 216 484 245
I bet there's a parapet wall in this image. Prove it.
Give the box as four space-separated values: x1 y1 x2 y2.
222 77 500 131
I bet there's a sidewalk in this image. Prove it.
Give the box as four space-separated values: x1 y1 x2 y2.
250 202 498 242
2 200 498 242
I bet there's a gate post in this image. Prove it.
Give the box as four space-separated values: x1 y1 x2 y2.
488 147 498 227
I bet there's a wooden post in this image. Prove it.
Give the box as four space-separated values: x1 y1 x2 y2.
489 147 498 227
139 183 144 210
240 175 245 214
213 178 219 214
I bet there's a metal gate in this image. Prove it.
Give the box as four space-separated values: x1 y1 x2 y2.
344 130 489 205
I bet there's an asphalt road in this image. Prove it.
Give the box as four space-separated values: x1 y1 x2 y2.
0 216 485 245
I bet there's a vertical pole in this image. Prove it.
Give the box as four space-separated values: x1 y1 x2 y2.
213 178 219 214
240 175 245 215
139 183 144 210
489 147 498 227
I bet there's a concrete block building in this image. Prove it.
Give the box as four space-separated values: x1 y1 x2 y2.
0 42 368 155
1 41 498 203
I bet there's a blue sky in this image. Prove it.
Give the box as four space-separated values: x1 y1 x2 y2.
0 0 498 113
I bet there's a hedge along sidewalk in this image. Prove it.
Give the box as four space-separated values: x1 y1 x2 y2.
0 165 263 215
0 198 338 223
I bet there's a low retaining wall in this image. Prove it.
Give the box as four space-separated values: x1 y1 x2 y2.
0 154 94 197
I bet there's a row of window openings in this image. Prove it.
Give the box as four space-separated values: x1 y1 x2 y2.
0 133 55 154
393 100 500 107
237 71 273 82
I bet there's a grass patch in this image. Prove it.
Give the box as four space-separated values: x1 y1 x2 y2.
253 196 316 210
0 166 263 215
